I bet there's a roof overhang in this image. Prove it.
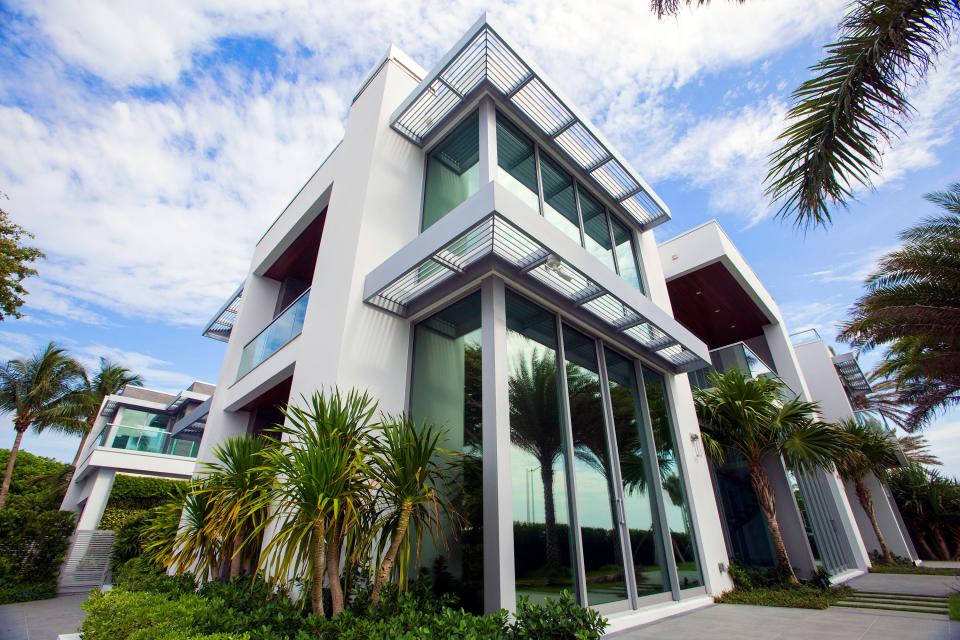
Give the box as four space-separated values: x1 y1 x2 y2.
390 16 670 231
363 181 708 373
171 397 212 437
202 285 243 342
833 352 872 395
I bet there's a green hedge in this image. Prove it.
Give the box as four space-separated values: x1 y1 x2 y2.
106 474 188 512
0 449 76 604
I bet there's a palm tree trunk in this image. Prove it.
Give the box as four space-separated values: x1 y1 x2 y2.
371 499 412 608
0 426 27 509
229 543 243 580
326 519 345 615
748 461 798 584
913 529 936 560
930 523 952 560
854 477 892 562
541 461 559 573
311 520 326 617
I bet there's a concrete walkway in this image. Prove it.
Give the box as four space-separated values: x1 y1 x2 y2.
612 603 959 639
0 594 87 640
847 572 960 597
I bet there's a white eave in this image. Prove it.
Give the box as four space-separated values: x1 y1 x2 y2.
389 15 670 231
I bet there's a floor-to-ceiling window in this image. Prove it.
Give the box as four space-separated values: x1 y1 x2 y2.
604 348 671 599
641 366 703 589
506 291 576 603
409 291 483 611
422 111 480 230
562 326 628 606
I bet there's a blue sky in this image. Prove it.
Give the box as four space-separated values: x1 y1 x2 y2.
1 1 959 473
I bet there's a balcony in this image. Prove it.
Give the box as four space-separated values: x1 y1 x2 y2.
689 342 794 396
237 288 310 380
96 423 200 458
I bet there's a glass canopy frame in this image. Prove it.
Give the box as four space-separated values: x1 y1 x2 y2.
390 17 671 230
202 285 243 342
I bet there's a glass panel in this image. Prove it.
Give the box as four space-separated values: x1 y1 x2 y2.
104 425 200 458
496 115 540 211
410 292 483 612
713 452 776 567
539 155 581 244
117 408 169 429
507 291 575 603
579 191 615 272
562 327 628 606
641 366 703 588
605 348 671 598
237 290 309 379
423 111 480 230
610 216 643 293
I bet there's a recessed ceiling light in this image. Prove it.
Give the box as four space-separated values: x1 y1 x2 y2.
714 309 720 313
695 290 702 295
730 324 737 329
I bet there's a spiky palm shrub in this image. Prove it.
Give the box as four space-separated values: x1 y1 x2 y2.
198 436 272 579
140 498 187 570
840 184 960 430
69 359 144 473
368 415 454 608
0 342 88 508
694 369 844 583
167 482 222 578
255 389 377 617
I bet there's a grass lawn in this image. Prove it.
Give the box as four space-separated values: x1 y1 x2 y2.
715 585 853 610
950 594 960 621
869 564 960 576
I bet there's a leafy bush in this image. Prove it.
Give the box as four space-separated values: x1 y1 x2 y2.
950 593 960 621
512 590 607 640
108 474 189 510
113 557 196 595
80 589 222 640
715 584 852 609
0 448 71 509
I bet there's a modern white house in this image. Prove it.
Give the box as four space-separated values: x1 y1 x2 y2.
658 221 872 583
792 330 920 563
58 381 214 593
197 16 736 630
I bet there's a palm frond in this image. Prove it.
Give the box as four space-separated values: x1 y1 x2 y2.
766 0 960 228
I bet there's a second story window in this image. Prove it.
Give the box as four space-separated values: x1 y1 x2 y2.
422 111 479 230
495 111 646 295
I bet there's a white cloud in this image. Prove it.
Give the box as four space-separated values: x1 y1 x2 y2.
779 299 849 338
71 343 198 393
804 245 897 284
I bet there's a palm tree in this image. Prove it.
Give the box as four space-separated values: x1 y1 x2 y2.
888 465 960 560
652 1 960 228
169 483 222 578
839 185 960 430
197 435 272 579
256 388 377 617
369 415 454 607
69 358 144 473
694 369 845 583
0 342 87 508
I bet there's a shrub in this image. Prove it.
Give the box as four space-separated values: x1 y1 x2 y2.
715 584 852 609
113 557 196 595
80 589 221 640
0 500 76 603
512 590 607 640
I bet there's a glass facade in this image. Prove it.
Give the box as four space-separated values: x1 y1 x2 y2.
641 366 703 588
562 326 628 606
423 111 480 230
506 291 576 603
494 112 644 293
237 289 309 380
409 287 702 612
409 292 484 612
604 348 671 598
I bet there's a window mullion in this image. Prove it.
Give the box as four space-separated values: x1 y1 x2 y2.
534 144 545 217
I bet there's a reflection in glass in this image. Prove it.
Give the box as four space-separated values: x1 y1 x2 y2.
562 327 628 605
507 291 575 603
610 216 643 293
423 112 480 230
580 191 615 272
410 292 483 611
496 115 540 211
604 348 671 598
540 155 581 244
642 366 702 588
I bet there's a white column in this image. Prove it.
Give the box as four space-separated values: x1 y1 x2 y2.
76 468 116 530
481 276 515 612
478 98 497 186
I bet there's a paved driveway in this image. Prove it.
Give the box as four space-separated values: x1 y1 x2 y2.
611 603 959 639
0 594 87 640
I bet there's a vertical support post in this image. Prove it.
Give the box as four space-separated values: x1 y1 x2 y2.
555 316 588 605
481 276 515 613
634 362 682 599
478 99 497 186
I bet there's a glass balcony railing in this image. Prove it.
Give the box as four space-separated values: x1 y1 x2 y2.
789 328 823 347
237 289 309 380
689 342 794 396
98 423 200 458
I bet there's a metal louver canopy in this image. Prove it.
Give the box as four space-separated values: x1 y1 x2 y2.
390 17 671 230
202 285 243 342
833 352 872 395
